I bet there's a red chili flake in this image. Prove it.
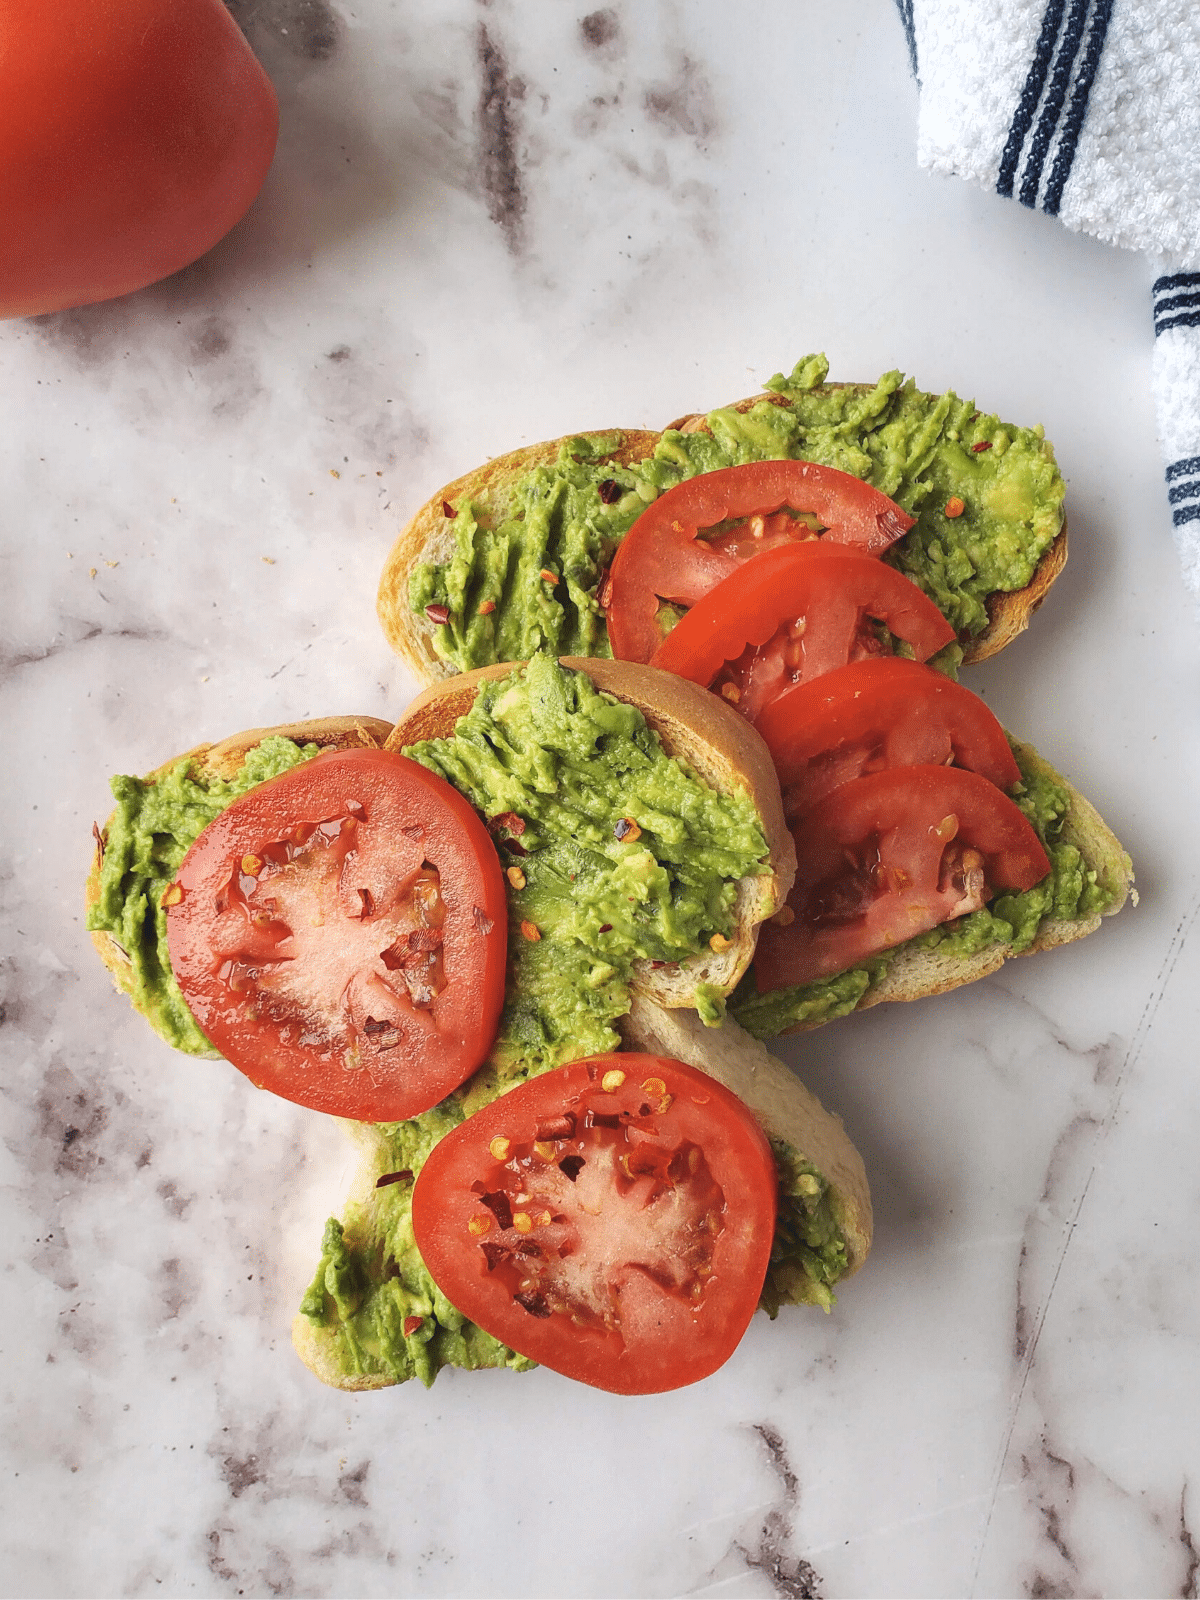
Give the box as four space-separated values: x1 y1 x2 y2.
345 798 366 819
92 821 106 863
425 603 451 624
481 1241 509 1270
357 887 375 918
597 571 613 611
488 811 526 837
480 1190 514 1230
971 441 993 453
558 1155 585 1182
442 500 455 518
402 823 424 840
598 478 622 504
375 1169 414 1189
514 1290 552 1319
539 568 559 586
473 906 495 936
402 1316 424 1337
362 1017 395 1036
598 923 612 934
589 1112 622 1130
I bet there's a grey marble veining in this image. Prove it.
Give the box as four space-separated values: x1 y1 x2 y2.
4 1 1200 1596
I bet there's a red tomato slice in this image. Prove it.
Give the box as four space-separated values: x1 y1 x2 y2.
607 461 914 664
649 546 956 721
1 0 279 318
755 658 1022 822
754 765 1050 990
412 1053 778 1394
165 749 507 1121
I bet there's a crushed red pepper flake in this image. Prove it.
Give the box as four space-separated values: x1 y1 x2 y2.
402 1316 424 1337
375 1169 414 1189
971 441 993 453
442 500 455 518
598 478 623 504
425 603 451 624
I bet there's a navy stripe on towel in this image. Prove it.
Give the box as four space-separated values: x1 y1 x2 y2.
1154 273 1200 296
893 0 918 79
1156 310 1200 338
1042 0 1113 214
998 0 1066 198
1155 292 1200 318
1019 0 1090 208
1166 460 1200 527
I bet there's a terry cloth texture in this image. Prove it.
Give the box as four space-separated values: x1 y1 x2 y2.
897 0 1200 608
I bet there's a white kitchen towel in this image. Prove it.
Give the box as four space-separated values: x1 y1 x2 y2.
895 0 1200 607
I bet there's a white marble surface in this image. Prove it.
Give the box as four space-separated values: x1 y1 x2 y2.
4 2 1200 1596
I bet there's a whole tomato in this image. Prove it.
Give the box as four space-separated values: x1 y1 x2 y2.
0 0 279 318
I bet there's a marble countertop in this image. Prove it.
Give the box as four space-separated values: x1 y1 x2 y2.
5 2 1200 1595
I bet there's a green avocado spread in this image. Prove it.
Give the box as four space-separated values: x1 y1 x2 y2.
729 741 1120 1040
86 736 323 1054
409 354 1066 671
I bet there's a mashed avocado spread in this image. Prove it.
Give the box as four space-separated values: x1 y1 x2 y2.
729 741 1121 1040
409 354 1066 671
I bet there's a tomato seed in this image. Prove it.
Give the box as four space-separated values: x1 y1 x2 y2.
468 1214 493 1236
641 1077 667 1096
513 1212 533 1234
600 1069 626 1092
489 1137 511 1161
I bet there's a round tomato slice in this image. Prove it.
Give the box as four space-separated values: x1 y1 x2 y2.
412 1053 778 1394
649 546 956 722
607 461 915 664
755 658 1022 823
165 748 507 1121
754 765 1050 991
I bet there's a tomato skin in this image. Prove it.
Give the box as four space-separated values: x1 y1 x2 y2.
649 546 956 715
0 0 279 318
607 461 914 664
755 765 1051 991
166 749 507 1122
755 658 1022 821
412 1054 778 1394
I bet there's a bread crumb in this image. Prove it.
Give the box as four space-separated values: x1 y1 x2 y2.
104 560 118 568
329 468 340 479
89 567 97 577
261 555 275 564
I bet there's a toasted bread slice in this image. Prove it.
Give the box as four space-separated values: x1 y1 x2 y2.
291 994 872 1392
619 996 872 1278
733 737 1133 1038
386 657 796 1010
670 391 1068 665
378 430 662 683
87 716 395 1048
379 383 1066 685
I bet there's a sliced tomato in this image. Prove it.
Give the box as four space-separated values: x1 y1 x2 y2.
411 1053 777 1394
607 461 914 664
649 546 956 722
165 748 507 1121
754 765 1050 991
755 658 1022 822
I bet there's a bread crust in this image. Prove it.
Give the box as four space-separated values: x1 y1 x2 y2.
378 430 664 683
380 385 1067 686
772 736 1133 1033
86 716 395 1045
386 657 796 1006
